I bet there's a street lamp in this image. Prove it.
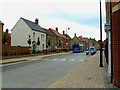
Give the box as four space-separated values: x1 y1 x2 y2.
65 26 70 51
99 0 103 67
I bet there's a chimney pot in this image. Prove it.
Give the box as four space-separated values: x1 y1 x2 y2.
6 29 8 33
63 30 65 35
56 27 58 32
74 33 76 36
35 18 39 24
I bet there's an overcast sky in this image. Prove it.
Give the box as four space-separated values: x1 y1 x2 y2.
1 0 107 40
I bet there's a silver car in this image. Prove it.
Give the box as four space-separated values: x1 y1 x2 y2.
86 47 96 55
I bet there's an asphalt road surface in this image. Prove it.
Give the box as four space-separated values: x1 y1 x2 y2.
2 52 91 88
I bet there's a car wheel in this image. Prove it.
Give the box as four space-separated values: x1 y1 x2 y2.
86 53 88 55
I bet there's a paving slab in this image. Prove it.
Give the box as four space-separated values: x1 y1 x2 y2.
48 52 105 88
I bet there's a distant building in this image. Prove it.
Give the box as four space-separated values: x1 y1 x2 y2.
11 17 46 51
49 27 66 50
89 38 100 49
42 28 56 51
63 30 72 50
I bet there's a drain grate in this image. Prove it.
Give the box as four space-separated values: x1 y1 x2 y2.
87 77 91 80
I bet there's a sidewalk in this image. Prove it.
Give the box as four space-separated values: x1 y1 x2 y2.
0 51 72 64
49 52 105 88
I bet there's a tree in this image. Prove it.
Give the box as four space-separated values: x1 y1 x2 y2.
27 35 31 46
2 33 8 44
37 37 40 50
59 40 61 48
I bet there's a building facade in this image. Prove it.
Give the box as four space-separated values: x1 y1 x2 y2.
0 21 4 58
49 27 66 50
11 18 46 51
105 1 120 87
42 28 56 51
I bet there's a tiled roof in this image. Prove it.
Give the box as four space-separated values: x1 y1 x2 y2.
77 37 83 42
21 18 46 33
64 34 72 40
42 28 56 36
79 36 86 42
49 28 66 38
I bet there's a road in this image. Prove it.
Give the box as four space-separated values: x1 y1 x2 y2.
2 52 91 88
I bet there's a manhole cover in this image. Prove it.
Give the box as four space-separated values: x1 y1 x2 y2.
87 77 91 80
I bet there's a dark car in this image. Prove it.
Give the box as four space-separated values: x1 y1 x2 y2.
86 47 96 55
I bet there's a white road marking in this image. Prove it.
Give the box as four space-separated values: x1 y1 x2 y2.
61 59 66 61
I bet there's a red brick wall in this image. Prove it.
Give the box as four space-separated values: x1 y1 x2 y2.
0 24 3 58
112 4 120 87
2 45 30 56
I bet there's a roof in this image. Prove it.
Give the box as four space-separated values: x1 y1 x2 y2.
77 37 83 42
64 34 72 40
42 28 56 36
0 20 4 25
21 17 46 33
49 28 66 38
79 36 86 42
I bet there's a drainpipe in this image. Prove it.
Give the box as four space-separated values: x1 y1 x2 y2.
110 1 113 84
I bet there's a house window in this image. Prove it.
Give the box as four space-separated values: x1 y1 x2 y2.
41 34 44 41
33 32 35 38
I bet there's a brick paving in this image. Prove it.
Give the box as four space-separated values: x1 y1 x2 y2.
49 52 105 88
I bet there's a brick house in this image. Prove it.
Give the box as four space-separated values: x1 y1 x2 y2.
0 21 4 57
90 38 100 49
79 36 88 50
72 33 83 46
88 38 94 49
105 1 120 87
63 30 72 50
42 28 56 51
49 27 66 50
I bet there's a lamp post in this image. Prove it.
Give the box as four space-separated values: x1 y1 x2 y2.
99 0 103 67
65 27 70 51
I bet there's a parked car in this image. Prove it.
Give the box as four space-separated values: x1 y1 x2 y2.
86 47 96 55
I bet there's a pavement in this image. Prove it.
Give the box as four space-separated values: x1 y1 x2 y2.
48 52 105 88
0 51 72 65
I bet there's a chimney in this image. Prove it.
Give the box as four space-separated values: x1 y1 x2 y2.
74 33 76 36
79 35 82 38
56 27 58 32
35 18 39 24
63 30 65 35
6 29 8 33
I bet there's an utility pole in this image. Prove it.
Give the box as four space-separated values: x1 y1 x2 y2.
99 0 103 67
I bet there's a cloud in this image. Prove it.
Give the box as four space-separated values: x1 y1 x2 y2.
39 16 106 40
1 1 106 41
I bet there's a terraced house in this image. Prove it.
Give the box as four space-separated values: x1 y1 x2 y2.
42 28 56 51
48 27 66 50
11 17 46 52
